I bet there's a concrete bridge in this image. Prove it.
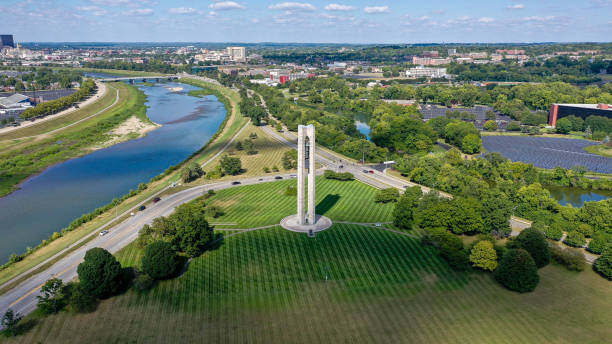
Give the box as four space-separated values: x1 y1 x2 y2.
99 75 179 83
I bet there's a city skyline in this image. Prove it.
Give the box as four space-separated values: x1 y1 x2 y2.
1 0 612 43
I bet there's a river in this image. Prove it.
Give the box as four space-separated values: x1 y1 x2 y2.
546 185 612 207
0 81 226 262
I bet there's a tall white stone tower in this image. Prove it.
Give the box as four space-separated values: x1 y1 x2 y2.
297 124 316 225
281 124 332 234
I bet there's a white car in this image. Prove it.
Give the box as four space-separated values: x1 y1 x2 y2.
99 230 109 236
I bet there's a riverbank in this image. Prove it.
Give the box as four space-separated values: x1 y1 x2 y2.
0 82 144 198
0 78 245 291
91 116 160 151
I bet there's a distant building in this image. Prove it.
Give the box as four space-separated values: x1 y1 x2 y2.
0 35 15 49
549 103 612 127
456 57 473 64
226 47 246 62
496 49 525 55
405 66 449 79
422 50 439 57
448 48 457 56
0 93 30 109
269 69 315 84
412 56 451 66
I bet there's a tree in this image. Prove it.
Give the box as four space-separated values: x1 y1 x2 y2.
494 249 540 293
282 149 297 170
67 283 97 313
515 228 551 268
594 246 612 280
481 191 512 237
374 188 400 203
181 162 204 183
555 117 573 134
461 134 482 154
171 201 214 257
564 230 586 248
483 120 498 131
1 309 22 337
485 110 497 121
392 186 422 230
220 155 242 175
447 197 484 235
507 121 521 131
37 278 65 314
470 240 498 271
77 247 125 299
142 241 180 280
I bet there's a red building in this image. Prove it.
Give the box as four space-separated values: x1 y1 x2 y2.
549 103 612 127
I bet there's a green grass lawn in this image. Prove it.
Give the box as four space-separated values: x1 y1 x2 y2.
206 177 395 228
9 223 611 344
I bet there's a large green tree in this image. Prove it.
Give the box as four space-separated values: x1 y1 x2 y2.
593 246 612 280
220 155 242 175
77 248 125 299
171 201 214 257
470 240 498 271
37 278 65 314
1 309 22 337
514 228 551 268
142 241 180 280
392 186 422 230
494 249 540 293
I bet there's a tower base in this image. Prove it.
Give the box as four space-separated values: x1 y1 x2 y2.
280 214 332 233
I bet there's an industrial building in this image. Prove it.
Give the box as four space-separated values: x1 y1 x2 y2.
0 93 31 122
405 66 449 79
268 69 315 84
412 56 451 66
549 103 612 127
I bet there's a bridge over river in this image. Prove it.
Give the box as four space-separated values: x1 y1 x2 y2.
99 75 179 83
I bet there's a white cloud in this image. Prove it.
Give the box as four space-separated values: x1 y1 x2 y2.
364 6 389 14
324 3 356 11
90 0 152 6
521 16 556 22
415 15 430 21
77 5 108 16
168 7 197 14
506 4 525 9
478 17 495 23
269 2 316 11
122 8 153 16
209 1 246 11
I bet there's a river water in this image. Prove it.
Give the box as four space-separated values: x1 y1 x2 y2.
0 81 226 262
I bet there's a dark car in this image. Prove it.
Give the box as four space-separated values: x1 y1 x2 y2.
275 176 283 180
153 197 161 203
139 205 146 211
362 169 368 173
369 170 374 174
232 181 241 185
339 165 344 169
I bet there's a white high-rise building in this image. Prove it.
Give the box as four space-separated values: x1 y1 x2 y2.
226 47 246 62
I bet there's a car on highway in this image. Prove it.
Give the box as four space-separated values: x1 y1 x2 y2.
232 181 241 185
153 197 161 203
362 169 368 173
275 176 283 180
339 165 344 169
99 230 109 236
139 205 146 211
368 170 374 174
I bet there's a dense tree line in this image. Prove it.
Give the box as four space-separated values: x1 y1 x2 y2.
20 79 96 120
83 60 189 74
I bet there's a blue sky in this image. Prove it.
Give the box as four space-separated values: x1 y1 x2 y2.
1 0 611 43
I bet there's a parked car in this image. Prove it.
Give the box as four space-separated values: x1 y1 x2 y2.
153 197 161 203
139 205 146 211
232 181 241 185
275 176 283 180
99 230 109 236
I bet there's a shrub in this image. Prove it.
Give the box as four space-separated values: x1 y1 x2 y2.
549 245 586 271
587 233 610 254
206 205 222 218
142 241 180 280
555 118 573 134
483 120 498 131
593 246 612 280
220 155 242 175
263 166 270 173
285 185 297 196
544 224 564 241
374 188 400 203
507 121 521 131
494 249 540 293
77 248 125 299
469 240 498 271
132 273 155 292
515 228 551 268
461 134 482 154
564 230 586 248
323 170 354 181
272 165 279 172
67 283 97 313
181 162 204 183
575 223 593 237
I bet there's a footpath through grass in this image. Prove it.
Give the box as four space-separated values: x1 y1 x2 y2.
9 224 611 344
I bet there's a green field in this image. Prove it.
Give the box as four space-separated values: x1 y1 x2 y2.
206 177 395 228
8 222 611 344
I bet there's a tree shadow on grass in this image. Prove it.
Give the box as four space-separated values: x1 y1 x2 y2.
316 194 340 216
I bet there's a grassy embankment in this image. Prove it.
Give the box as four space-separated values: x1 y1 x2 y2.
0 78 245 291
0 82 145 198
584 144 612 157
7 179 610 344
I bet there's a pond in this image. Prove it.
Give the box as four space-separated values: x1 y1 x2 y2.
0 81 226 262
546 185 612 207
354 113 371 140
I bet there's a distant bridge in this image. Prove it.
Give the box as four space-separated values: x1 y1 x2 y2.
99 75 179 83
